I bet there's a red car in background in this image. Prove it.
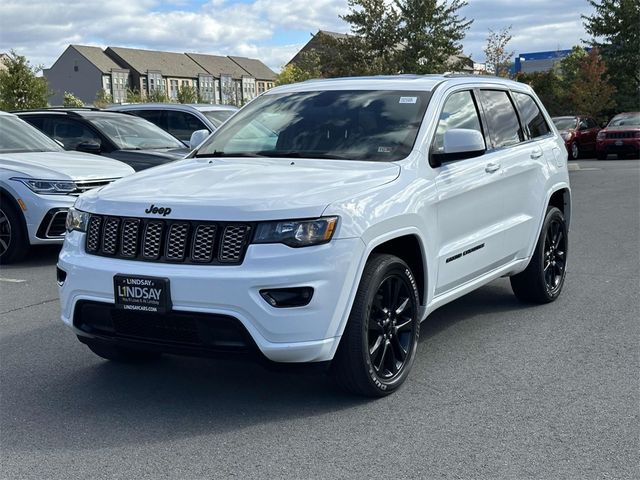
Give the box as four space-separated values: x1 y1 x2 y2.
552 116 600 160
596 112 640 160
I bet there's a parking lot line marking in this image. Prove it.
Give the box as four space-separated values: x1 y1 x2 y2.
0 277 27 283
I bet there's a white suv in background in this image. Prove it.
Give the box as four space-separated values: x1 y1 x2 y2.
0 112 134 263
58 75 570 396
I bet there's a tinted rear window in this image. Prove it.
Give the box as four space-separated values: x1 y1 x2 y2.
513 92 550 139
478 90 523 148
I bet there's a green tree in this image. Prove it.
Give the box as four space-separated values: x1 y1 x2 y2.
63 91 84 107
569 48 616 122
394 0 473 74
483 26 514 77
341 0 401 74
557 46 588 87
147 88 169 103
516 71 567 116
126 88 144 103
177 84 198 103
583 0 640 111
93 89 113 108
0 51 49 110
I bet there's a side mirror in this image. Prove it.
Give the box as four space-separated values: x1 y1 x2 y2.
189 129 211 150
76 141 101 154
431 129 486 167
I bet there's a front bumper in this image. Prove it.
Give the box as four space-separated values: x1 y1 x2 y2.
58 231 366 363
596 138 640 156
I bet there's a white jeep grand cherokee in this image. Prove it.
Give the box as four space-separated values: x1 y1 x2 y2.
59 75 570 396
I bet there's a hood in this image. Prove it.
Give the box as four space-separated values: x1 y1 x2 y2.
129 147 190 159
76 157 401 221
0 150 135 180
602 125 640 132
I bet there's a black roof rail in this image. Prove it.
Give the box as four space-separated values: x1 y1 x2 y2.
10 106 103 116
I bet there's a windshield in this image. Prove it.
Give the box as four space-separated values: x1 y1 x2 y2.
608 113 640 127
90 114 185 150
0 115 64 154
195 90 431 161
552 117 578 130
202 110 235 128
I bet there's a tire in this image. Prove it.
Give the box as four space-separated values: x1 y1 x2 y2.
596 151 607 160
510 206 568 304
82 338 162 363
0 199 29 264
569 141 579 160
332 254 420 397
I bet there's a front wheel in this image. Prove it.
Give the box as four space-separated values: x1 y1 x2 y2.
511 206 568 304
332 254 420 397
569 141 579 160
0 201 29 264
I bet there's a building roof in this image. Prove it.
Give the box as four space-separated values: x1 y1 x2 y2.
185 53 249 79
69 45 124 73
105 46 205 77
228 56 276 81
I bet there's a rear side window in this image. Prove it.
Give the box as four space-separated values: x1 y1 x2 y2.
431 90 483 154
512 92 550 139
132 110 165 129
478 90 523 148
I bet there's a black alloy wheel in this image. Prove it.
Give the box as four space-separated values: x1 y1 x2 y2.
543 216 567 296
570 141 579 160
511 206 568 304
368 275 416 380
333 254 420 397
0 208 10 258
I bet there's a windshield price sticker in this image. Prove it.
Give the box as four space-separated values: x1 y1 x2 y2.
399 96 418 104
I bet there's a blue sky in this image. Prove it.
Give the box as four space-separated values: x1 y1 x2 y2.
0 0 595 72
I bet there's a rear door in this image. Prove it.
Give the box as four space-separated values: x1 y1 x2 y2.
430 89 510 296
501 90 554 259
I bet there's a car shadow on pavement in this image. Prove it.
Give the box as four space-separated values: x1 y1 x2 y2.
1 279 526 454
2 245 60 270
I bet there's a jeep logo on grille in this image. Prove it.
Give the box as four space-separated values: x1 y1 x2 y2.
145 204 172 216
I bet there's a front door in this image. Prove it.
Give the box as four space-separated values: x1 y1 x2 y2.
430 89 509 296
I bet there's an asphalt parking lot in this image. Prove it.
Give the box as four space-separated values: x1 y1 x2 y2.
1 159 638 480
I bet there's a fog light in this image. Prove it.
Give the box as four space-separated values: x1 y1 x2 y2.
56 267 67 286
260 287 314 308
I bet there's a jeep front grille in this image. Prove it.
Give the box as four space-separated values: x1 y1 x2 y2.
85 215 252 265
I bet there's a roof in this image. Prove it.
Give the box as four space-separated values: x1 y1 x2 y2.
185 53 249 79
228 56 276 81
71 45 124 73
267 74 527 94
106 47 205 77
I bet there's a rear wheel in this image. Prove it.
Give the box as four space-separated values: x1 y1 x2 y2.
0 200 29 264
82 338 162 363
332 254 420 397
511 207 568 304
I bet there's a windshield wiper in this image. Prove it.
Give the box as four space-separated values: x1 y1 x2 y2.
257 151 350 160
195 151 266 158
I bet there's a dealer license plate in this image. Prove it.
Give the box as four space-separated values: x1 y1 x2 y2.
114 275 171 313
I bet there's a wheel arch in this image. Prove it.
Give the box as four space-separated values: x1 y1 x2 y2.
0 187 28 233
548 186 572 228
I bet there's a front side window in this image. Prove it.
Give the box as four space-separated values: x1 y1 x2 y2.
89 114 184 150
195 90 431 162
512 92 550 139
166 111 207 141
431 90 483 155
0 116 63 153
478 90 523 148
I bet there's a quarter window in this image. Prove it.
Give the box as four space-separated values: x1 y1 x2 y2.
478 90 523 148
431 90 483 155
512 92 550 139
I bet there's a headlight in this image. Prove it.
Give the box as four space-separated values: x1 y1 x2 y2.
597 131 606 139
560 132 573 141
12 177 77 194
253 217 338 247
65 207 90 233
